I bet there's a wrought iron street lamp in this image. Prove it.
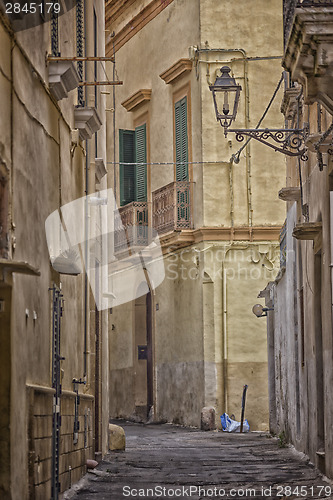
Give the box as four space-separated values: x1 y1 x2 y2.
209 66 309 159
209 66 242 137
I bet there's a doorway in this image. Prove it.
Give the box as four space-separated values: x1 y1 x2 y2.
134 287 153 420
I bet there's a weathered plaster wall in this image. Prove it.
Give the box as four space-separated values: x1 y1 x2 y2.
268 99 333 477
0 0 109 496
154 249 204 427
273 203 299 440
200 0 286 229
107 0 285 431
106 0 201 212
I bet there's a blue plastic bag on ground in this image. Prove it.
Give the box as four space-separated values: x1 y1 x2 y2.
221 413 250 432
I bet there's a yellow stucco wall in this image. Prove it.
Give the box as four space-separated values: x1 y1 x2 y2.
107 0 285 430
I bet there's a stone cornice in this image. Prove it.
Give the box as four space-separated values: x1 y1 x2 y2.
159 59 192 85
283 6 333 113
105 0 137 25
278 187 301 202
121 89 152 112
159 226 282 252
292 222 322 241
106 0 175 56
293 221 322 253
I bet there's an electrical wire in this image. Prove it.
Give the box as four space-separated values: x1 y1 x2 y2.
106 160 231 166
230 73 284 164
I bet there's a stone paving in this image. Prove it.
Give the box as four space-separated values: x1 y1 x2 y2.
63 421 333 500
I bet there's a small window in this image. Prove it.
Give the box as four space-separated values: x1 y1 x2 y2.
119 124 147 206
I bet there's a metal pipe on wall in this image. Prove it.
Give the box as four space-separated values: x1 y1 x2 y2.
83 140 89 380
199 47 253 227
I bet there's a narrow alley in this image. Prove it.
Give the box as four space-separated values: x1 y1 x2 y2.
63 422 333 500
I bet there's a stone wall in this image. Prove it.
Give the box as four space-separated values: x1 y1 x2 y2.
27 387 94 499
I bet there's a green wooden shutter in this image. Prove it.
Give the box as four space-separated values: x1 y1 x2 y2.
135 124 147 202
119 129 135 206
175 97 188 181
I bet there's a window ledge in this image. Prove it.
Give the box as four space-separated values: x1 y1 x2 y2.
0 259 40 285
121 89 152 112
159 58 192 85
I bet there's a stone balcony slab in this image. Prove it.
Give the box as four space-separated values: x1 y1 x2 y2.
74 107 102 141
48 61 80 101
283 6 333 113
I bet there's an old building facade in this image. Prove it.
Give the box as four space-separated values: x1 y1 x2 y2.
0 0 110 498
105 0 286 430
260 0 333 481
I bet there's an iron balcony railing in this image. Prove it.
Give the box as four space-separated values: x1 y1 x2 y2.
114 201 149 253
283 0 333 47
114 181 194 253
152 181 194 235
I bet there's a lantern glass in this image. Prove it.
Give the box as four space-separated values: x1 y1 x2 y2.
209 66 242 135
213 88 239 121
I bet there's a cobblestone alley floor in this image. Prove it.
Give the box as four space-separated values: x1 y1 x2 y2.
63 421 333 500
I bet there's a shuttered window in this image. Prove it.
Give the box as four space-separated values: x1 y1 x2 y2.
119 124 147 206
119 129 135 206
175 96 188 181
135 124 147 202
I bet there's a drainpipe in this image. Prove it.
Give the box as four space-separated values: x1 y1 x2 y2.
83 140 89 379
83 0 88 381
330 193 333 337
222 264 228 413
229 159 234 228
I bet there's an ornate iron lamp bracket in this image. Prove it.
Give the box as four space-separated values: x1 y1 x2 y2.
228 125 309 160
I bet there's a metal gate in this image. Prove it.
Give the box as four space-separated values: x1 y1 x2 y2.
50 285 64 500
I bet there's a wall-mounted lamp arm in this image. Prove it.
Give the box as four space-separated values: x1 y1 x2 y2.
228 126 309 160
